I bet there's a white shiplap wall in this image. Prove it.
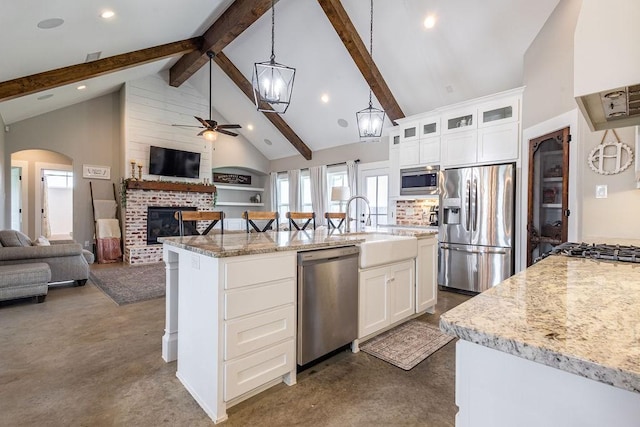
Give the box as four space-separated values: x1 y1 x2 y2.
123 72 212 182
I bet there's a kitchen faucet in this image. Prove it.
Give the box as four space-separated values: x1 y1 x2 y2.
344 195 372 233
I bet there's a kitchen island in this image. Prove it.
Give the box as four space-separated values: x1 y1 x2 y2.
440 255 640 427
160 228 437 423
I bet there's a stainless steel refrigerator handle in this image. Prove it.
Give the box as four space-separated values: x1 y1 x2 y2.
440 244 507 255
466 180 471 231
473 178 478 232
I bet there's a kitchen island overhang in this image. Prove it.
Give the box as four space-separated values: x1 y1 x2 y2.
440 255 640 427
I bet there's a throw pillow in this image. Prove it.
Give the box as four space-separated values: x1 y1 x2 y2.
33 236 51 246
0 230 33 247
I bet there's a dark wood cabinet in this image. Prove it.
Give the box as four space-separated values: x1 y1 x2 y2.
526 127 570 266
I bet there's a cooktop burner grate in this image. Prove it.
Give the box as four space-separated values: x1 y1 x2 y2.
551 242 640 263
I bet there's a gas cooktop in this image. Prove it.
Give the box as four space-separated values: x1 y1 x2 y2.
550 242 640 263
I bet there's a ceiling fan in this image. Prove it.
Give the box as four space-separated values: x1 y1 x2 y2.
172 51 241 141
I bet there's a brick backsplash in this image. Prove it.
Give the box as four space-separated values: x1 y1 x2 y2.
395 199 438 227
124 188 214 264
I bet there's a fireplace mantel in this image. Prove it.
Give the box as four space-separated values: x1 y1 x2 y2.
126 180 216 193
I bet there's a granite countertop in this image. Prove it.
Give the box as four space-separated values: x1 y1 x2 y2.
159 227 436 258
439 255 640 393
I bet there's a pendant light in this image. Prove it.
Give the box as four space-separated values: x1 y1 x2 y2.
356 0 386 139
252 0 296 114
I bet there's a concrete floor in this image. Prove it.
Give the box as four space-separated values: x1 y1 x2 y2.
0 268 469 426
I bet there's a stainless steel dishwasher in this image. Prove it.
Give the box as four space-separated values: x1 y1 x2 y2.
297 245 360 366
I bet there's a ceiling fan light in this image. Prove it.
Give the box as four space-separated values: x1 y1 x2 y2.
252 60 296 113
356 104 385 138
203 129 217 141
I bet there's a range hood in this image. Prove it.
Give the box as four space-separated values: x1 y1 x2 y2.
574 0 640 131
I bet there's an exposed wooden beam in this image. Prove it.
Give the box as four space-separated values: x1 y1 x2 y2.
0 38 201 103
213 52 312 161
170 0 278 87
317 0 404 124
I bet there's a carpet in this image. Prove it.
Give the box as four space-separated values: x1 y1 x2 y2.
360 320 454 370
90 262 165 306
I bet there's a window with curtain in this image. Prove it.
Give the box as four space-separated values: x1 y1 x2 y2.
300 170 313 212
364 174 389 227
327 166 348 212
276 173 289 219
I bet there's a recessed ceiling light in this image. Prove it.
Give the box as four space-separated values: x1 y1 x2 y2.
37 18 64 29
247 124 254 131
423 14 436 29
321 94 330 103
337 119 349 128
264 138 273 146
77 85 87 90
85 51 102 62
101 10 115 19
445 85 454 93
37 94 54 101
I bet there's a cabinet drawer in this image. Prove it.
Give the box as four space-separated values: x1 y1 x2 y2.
225 279 295 320
224 253 294 289
225 306 295 360
224 339 295 401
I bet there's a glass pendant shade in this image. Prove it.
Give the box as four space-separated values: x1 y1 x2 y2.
252 60 296 114
356 103 386 138
203 129 217 141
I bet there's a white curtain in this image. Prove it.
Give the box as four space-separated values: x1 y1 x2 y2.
309 165 327 226
269 172 278 212
288 169 301 212
41 175 51 238
346 160 357 197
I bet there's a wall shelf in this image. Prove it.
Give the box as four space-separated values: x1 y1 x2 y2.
216 202 265 207
214 184 264 192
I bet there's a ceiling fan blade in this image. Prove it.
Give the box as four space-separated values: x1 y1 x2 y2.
195 116 210 127
217 129 239 137
172 124 205 128
217 124 241 129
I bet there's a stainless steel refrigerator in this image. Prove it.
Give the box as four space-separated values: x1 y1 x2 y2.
438 163 515 293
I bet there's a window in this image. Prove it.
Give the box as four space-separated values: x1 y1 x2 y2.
363 173 389 227
276 173 289 219
44 169 73 189
327 166 348 212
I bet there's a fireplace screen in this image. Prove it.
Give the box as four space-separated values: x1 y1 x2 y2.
147 206 196 244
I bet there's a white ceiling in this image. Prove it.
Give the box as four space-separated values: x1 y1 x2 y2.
0 0 560 160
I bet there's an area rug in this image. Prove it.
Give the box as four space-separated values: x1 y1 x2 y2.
360 320 454 370
89 262 165 306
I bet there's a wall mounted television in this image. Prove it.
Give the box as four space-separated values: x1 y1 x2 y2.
148 146 201 179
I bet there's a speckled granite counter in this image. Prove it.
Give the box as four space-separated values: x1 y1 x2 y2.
440 255 640 393
159 228 437 258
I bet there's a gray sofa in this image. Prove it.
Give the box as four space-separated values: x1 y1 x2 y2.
0 230 94 286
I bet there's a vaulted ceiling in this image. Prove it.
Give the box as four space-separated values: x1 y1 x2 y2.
0 0 560 160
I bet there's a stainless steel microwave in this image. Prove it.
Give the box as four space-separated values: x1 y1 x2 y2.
400 166 440 196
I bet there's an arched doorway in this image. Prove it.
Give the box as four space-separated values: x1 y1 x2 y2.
11 150 73 240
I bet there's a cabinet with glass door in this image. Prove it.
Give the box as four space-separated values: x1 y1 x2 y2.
526 127 570 266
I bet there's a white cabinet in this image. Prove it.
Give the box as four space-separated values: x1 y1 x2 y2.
415 237 437 313
358 259 415 339
399 141 420 167
388 131 400 199
478 96 519 128
400 121 420 143
442 109 477 134
442 131 478 167
419 136 441 165
477 122 519 164
419 116 441 138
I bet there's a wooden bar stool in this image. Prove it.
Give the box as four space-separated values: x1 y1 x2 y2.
243 211 279 233
286 212 316 230
174 211 225 236
325 212 346 230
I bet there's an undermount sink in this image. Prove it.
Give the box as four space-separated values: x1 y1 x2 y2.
357 234 418 269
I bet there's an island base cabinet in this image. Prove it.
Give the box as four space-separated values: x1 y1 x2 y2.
415 237 437 313
455 340 640 427
358 260 415 339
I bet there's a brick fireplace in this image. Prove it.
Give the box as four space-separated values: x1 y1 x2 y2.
124 181 216 264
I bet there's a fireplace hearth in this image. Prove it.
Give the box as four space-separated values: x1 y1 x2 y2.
147 206 196 244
